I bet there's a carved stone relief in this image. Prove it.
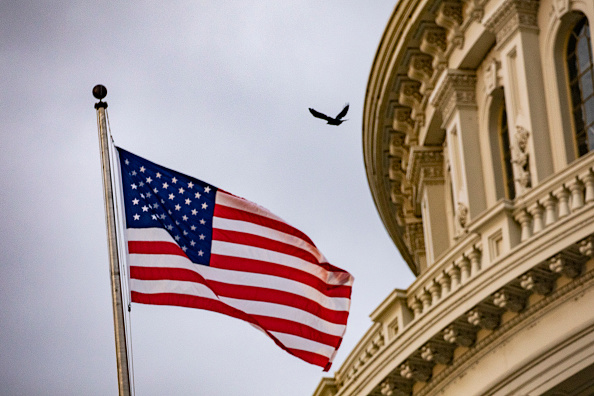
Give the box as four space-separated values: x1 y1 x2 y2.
511 125 531 192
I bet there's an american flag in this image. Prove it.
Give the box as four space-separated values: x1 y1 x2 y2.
117 147 353 370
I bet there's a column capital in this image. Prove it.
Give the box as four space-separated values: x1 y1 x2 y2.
484 0 539 46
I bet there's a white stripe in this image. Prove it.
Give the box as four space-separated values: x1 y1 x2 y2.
131 279 347 337
130 278 217 299
129 254 351 312
269 331 336 357
211 240 351 286
127 227 176 243
127 228 353 287
213 216 327 263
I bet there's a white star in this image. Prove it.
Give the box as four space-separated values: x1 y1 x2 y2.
182 246 187 252
131 170 137 176
132 198 139 205
190 225 196 231
201 202 208 209
195 192 201 199
183 230 188 235
167 224 173 230
200 219 206 225
191 209 198 216
139 181 144 187
156 172 162 178
125 159 130 165
174 235 180 241
204 186 211 193
140 193 145 198
160 214 166 219
131 183 137 190
172 177 177 184
151 214 157 220
185 198 191 205
146 177 152 184
140 166 146 173
142 205 149 212
188 182 194 189
146 192 152 198
182 215 188 221
178 187 185 194
199 234 205 240
175 204 181 211
133 214 140 220
153 188 159 194
198 250 204 256
169 193 175 200
190 240 196 246
162 182 169 189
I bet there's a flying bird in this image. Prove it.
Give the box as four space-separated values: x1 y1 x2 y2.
309 103 349 125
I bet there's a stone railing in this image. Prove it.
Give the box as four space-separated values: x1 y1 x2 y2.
513 154 594 243
336 323 385 388
403 153 594 323
406 233 483 320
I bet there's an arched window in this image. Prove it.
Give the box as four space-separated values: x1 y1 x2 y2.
498 105 515 199
566 16 594 156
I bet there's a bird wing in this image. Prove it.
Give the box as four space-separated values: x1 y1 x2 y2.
309 108 333 121
335 103 349 120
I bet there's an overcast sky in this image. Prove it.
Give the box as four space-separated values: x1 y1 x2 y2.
1 2 415 395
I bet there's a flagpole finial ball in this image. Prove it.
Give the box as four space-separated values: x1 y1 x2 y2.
93 85 107 100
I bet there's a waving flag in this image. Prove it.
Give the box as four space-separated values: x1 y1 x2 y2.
117 147 353 370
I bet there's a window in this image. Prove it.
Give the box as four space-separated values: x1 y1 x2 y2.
566 16 594 156
498 105 515 199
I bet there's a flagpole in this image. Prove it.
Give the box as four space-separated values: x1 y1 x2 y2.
93 85 132 396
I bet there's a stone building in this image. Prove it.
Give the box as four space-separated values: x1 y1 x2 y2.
314 0 594 394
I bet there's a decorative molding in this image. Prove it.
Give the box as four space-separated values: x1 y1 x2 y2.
399 358 433 382
431 70 477 123
420 341 455 365
519 268 555 295
435 0 464 48
484 59 502 95
484 0 539 46
492 286 527 312
420 27 447 71
443 321 476 347
407 147 445 195
407 53 435 95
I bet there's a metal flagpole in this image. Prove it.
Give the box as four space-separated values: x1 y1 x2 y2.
93 85 132 395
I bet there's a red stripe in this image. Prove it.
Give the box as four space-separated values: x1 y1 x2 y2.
128 241 187 258
132 291 342 347
131 292 334 368
130 265 349 324
210 254 352 298
130 266 207 285
212 228 319 264
252 315 343 348
206 280 349 324
284 348 331 370
214 204 315 246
